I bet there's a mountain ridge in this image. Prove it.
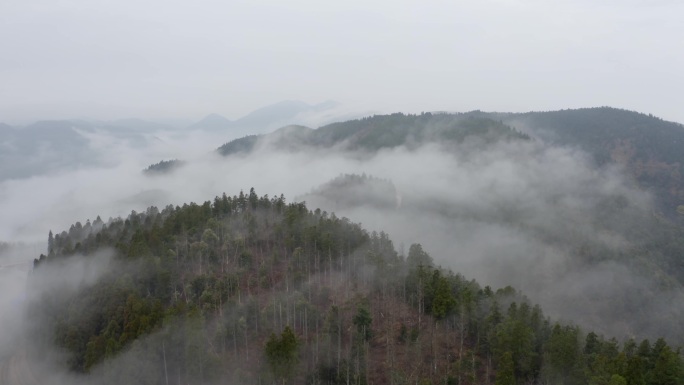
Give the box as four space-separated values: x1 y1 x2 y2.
189 100 341 136
493 107 684 220
216 112 530 156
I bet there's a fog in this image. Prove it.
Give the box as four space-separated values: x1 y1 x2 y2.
2 120 684 382
2 0 683 381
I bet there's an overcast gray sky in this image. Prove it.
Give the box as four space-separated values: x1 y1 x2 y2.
1 0 682 125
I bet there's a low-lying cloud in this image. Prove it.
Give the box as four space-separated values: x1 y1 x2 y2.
1 122 681 357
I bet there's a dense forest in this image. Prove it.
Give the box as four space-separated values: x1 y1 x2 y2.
299 174 398 211
216 113 530 156
143 159 186 175
29 189 684 385
202 110 684 346
209 108 684 221
492 107 684 221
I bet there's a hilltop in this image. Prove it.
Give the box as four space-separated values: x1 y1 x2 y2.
27 189 684 384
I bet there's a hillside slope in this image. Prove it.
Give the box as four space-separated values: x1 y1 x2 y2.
216 112 530 156
493 107 684 220
26 190 684 385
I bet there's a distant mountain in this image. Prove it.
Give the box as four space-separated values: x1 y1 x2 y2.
0 118 172 181
143 159 186 175
164 106 684 224
482 107 684 220
190 100 341 137
0 120 96 180
107 118 176 133
19 120 92 146
189 113 232 131
150 113 530 172
217 112 530 156
231 100 335 131
298 173 398 211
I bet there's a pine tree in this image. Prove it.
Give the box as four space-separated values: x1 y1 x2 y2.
265 325 299 383
495 351 516 385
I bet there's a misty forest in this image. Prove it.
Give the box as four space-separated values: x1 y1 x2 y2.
3 107 684 385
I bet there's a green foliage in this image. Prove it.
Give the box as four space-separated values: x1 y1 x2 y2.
651 342 683 385
216 134 259 156
28 188 684 385
143 159 185 175
609 374 627 385
352 305 373 342
497 107 684 222
265 326 299 382
493 303 537 382
495 351 516 385
406 243 433 269
543 324 583 385
430 270 456 319
301 173 397 211
216 112 530 157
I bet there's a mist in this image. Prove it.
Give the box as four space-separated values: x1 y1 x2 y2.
3 0 683 381
2 118 680 346
0 127 682 383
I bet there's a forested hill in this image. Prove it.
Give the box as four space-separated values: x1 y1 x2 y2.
298 173 398 211
143 159 185 175
216 113 530 156
28 190 684 385
490 107 684 220
210 108 684 221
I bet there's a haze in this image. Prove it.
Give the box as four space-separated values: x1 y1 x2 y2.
2 1 684 382
1 0 683 124
2 120 681 342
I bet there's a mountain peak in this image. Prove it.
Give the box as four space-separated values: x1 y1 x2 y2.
189 113 232 130
190 100 340 135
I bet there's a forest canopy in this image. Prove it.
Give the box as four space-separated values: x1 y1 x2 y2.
28 189 684 385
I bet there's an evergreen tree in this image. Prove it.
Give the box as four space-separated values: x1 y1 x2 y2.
265 326 299 383
495 351 516 385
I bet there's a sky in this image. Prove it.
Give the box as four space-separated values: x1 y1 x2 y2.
1 0 683 124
